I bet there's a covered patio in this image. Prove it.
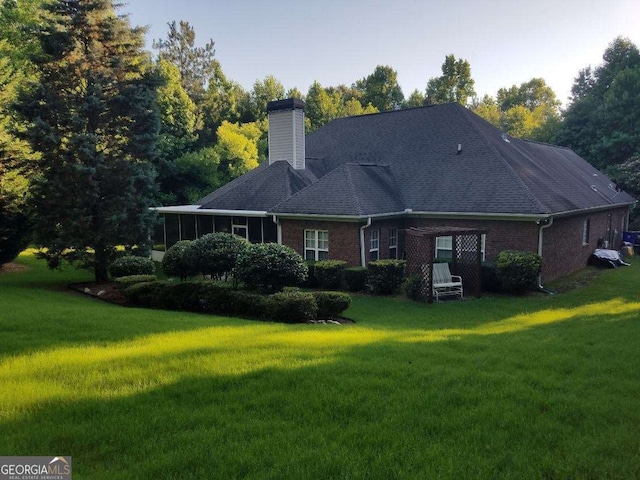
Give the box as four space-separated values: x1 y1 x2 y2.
404 226 487 303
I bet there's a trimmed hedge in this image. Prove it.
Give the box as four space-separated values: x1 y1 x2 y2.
312 291 351 319
404 275 425 301
301 260 320 288
367 259 406 295
344 267 368 292
236 243 308 293
108 255 155 278
267 291 318 323
495 250 542 293
162 240 196 281
114 274 158 290
314 260 346 289
189 232 249 279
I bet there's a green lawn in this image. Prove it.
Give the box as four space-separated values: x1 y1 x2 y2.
1 252 639 479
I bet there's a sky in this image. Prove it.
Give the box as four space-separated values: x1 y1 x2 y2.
123 0 640 107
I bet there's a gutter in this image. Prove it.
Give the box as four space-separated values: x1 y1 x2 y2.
272 215 282 244
537 217 555 294
360 218 372 267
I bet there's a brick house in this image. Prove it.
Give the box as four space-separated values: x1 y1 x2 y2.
153 99 636 283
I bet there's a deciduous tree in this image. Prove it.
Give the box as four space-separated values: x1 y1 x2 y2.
425 54 475 106
354 65 404 112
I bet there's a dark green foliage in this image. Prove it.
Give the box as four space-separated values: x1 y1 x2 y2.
404 275 425 301
267 291 317 323
189 232 249 279
123 281 167 306
354 65 404 112
481 262 501 293
496 251 542 293
162 240 196 281
312 291 351 319
344 267 368 292
0 207 30 266
301 260 319 288
109 256 155 279
426 54 476 106
15 0 160 282
367 260 406 295
314 260 346 289
199 286 267 319
236 243 308 293
114 275 157 290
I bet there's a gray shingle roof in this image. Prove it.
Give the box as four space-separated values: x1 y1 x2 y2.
196 103 635 217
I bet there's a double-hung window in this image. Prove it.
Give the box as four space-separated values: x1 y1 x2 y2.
389 228 398 259
305 230 329 261
369 229 380 261
435 235 486 262
232 216 248 240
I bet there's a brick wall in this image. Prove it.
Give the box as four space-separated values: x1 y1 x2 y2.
281 219 362 266
541 207 628 281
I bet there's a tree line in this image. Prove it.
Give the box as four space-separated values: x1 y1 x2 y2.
1 0 639 280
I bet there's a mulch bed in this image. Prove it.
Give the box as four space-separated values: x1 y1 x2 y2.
0 262 28 274
69 282 130 306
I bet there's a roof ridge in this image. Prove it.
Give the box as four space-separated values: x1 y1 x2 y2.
460 107 548 214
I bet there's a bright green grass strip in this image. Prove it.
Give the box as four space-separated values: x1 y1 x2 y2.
1 252 639 479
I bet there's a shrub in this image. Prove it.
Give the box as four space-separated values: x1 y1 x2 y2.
198 283 267 318
495 250 542 293
404 275 426 301
301 260 319 288
314 260 346 289
114 274 157 290
481 262 501 292
267 291 317 323
313 291 351 319
189 233 249 279
156 281 204 311
344 267 368 292
123 281 168 307
367 259 406 295
236 243 308 293
162 240 196 281
108 255 155 278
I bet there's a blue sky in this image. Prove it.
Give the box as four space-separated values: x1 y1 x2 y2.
123 0 640 107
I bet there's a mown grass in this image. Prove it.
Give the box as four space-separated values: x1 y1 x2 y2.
1 252 639 479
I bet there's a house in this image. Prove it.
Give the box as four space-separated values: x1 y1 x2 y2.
152 99 636 283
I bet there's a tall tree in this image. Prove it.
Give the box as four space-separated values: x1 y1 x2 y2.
354 65 404 112
247 75 285 121
425 54 476 106
153 20 217 106
15 0 160 281
557 37 640 169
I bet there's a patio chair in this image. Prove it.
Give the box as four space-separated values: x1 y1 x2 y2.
422 263 463 301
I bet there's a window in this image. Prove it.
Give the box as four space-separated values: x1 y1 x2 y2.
370 229 380 261
305 230 329 261
232 216 248 239
582 219 590 245
435 235 486 262
389 228 398 259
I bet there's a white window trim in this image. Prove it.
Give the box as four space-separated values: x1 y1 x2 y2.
389 228 398 259
305 229 329 261
435 235 486 262
370 229 380 261
232 216 248 240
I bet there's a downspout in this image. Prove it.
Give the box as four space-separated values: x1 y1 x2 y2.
537 217 555 294
272 215 282 245
360 218 372 267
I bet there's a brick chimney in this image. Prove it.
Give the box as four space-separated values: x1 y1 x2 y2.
267 98 305 170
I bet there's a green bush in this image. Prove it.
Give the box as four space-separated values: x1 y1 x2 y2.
198 284 267 318
313 291 351 319
404 275 425 301
236 243 308 293
189 233 249 279
495 250 542 293
301 260 319 288
123 281 168 307
344 267 368 292
162 241 196 281
108 255 155 278
481 262 501 292
367 259 406 295
314 260 346 289
114 274 157 290
156 281 204 311
267 291 317 323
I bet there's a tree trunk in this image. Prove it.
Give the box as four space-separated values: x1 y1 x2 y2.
94 247 109 283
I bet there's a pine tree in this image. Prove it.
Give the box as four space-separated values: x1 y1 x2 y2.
15 0 160 281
